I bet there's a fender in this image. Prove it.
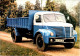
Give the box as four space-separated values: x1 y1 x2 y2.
35 29 56 44
13 28 21 36
73 30 77 42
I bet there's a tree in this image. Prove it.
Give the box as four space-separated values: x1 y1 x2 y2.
46 0 50 5
44 0 55 11
9 2 17 18
0 0 15 16
0 0 16 29
60 4 77 29
34 0 41 10
60 4 68 18
75 2 80 26
23 1 34 17
16 5 23 17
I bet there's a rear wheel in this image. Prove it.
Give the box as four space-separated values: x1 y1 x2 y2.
36 34 47 51
11 30 22 42
64 43 75 49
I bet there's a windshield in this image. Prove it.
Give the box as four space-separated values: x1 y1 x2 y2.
43 14 66 23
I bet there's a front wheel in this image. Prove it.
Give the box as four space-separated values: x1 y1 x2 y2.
36 34 47 51
64 43 75 49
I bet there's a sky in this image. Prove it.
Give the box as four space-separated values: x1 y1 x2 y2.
16 0 80 12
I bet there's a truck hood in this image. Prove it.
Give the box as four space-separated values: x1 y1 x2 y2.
43 22 73 27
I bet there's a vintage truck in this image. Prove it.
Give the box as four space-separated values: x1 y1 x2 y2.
7 10 77 51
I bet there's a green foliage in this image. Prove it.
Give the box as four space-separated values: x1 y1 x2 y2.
68 14 77 29
0 0 15 16
60 4 68 18
0 16 5 29
17 5 23 17
9 2 17 18
75 2 80 26
0 39 44 55
34 0 41 10
44 0 55 11
23 1 34 17
74 26 80 48
0 0 9 16
0 0 16 29
60 4 77 29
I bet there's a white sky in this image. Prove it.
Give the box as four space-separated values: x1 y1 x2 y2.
16 0 80 12
65 0 79 12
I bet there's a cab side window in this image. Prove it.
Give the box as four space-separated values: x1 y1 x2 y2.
36 15 41 22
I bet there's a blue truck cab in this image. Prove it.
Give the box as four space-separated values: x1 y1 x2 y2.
7 10 77 51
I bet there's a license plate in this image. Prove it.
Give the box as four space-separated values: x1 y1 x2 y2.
55 39 64 42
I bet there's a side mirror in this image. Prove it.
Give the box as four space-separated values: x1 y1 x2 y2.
36 15 41 22
67 16 70 20
35 15 39 19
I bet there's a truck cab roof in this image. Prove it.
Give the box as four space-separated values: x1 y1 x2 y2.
35 11 64 15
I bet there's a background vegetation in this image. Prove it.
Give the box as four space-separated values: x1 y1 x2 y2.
74 26 80 48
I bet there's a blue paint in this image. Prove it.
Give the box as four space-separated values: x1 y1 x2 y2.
74 34 77 42
7 17 29 29
73 30 77 42
36 29 56 44
34 25 73 38
14 28 20 36
7 10 60 30
7 10 38 30
34 25 75 44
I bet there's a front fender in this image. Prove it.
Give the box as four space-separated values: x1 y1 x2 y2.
36 29 56 44
73 30 77 42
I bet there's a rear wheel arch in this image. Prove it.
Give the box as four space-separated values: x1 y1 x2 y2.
35 32 42 38
11 28 15 37
11 28 22 42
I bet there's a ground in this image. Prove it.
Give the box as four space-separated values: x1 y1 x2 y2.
0 31 80 56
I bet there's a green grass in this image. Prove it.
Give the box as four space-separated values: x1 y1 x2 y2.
74 26 80 48
0 40 44 56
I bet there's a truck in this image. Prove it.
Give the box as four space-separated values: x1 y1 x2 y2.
7 10 77 51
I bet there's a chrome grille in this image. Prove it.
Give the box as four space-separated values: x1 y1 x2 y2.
52 27 73 38
65 27 73 37
65 27 70 37
53 27 64 37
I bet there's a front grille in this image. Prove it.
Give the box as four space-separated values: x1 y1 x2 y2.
65 27 70 37
53 27 64 37
65 27 73 37
52 27 73 38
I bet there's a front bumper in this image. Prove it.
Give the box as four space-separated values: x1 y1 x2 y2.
49 37 75 45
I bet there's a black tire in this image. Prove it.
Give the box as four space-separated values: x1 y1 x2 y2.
36 34 47 51
64 43 75 49
11 30 22 42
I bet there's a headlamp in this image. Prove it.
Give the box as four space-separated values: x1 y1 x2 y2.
50 32 54 36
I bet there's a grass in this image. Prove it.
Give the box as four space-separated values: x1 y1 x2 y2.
74 26 80 48
0 40 44 56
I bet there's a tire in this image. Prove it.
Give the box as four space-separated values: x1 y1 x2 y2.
36 34 47 51
11 30 22 42
64 43 75 49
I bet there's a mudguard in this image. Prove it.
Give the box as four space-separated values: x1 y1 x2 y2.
14 28 20 36
36 29 56 44
73 30 77 42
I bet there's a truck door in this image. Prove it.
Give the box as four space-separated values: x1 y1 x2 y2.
33 15 43 36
